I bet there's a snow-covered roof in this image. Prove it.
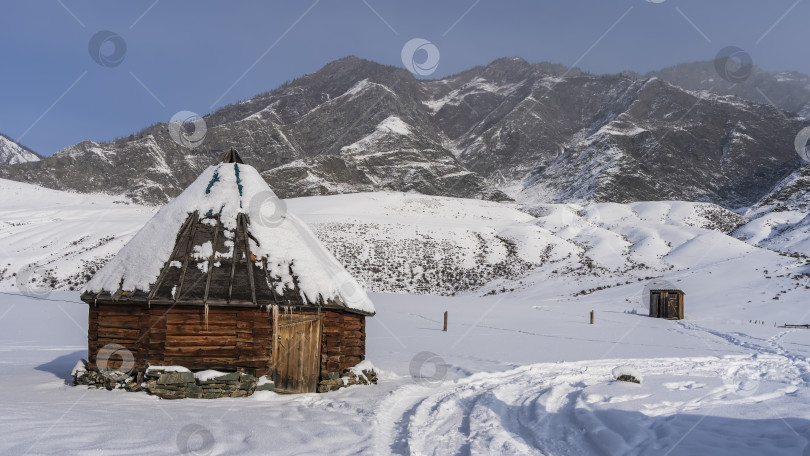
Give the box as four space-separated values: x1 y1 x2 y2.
82 158 374 315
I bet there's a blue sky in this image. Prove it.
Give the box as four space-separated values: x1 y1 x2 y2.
0 0 805 155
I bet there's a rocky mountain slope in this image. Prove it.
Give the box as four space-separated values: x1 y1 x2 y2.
1 57 807 208
0 134 39 166
430 58 805 208
648 61 810 117
734 163 810 255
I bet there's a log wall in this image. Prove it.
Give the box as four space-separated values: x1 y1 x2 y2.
88 304 273 376
320 311 366 373
87 304 366 379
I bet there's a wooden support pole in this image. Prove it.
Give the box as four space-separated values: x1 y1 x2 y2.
443 311 448 332
590 310 594 325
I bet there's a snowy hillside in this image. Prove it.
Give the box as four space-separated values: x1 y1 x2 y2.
2 179 810 454
2 178 807 300
736 164 810 256
0 179 153 293
0 134 39 165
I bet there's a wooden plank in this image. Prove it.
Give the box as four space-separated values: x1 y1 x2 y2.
236 320 255 330
311 318 322 391
343 338 363 347
97 316 140 326
227 216 240 304
240 214 258 306
148 213 194 301
299 321 310 392
277 314 321 326
166 316 237 330
294 322 304 392
163 357 238 365
202 215 221 305
96 307 142 316
173 211 199 303
164 347 238 357
343 347 363 356
165 316 237 325
166 335 237 345
166 325 236 336
96 319 140 331
97 327 140 340
166 312 237 322
272 305 278 370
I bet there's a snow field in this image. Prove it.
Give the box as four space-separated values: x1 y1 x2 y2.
1 286 810 455
1 181 809 454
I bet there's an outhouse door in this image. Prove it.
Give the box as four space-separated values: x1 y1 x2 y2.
273 314 322 393
664 294 679 319
650 292 661 318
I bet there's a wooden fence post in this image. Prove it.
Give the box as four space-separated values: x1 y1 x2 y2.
443 311 448 332
590 310 594 325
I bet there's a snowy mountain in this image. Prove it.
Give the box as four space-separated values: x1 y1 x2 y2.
0 134 39 165
0 59 504 205
0 57 806 209
434 60 805 208
648 61 810 117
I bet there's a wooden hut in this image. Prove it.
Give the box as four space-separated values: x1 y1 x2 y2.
80 150 375 393
649 289 684 320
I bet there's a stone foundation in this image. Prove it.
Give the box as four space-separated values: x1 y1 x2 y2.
73 359 377 397
318 366 378 393
73 368 141 391
143 369 266 399
72 360 275 399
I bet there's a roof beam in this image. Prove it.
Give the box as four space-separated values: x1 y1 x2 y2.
240 214 258 306
148 212 195 302
202 215 222 306
173 211 199 303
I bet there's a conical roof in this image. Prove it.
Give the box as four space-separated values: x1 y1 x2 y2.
81 158 374 315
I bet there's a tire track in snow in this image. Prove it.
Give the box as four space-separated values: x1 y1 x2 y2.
373 383 442 455
383 356 804 455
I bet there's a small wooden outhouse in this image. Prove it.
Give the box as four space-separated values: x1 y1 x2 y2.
649 289 684 320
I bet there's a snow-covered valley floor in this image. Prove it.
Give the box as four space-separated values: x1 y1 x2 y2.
1 180 810 455
2 285 810 455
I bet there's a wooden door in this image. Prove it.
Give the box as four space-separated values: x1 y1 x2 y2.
273 314 322 393
650 292 660 318
665 295 679 319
